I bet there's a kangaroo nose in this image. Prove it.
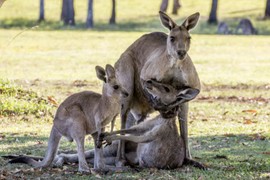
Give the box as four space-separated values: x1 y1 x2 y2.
177 50 186 57
122 91 129 98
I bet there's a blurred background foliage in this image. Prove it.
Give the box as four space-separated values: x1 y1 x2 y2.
0 0 270 34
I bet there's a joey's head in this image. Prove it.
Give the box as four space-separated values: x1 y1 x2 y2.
144 80 179 118
144 80 200 118
159 11 200 61
95 64 129 99
144 80 178 105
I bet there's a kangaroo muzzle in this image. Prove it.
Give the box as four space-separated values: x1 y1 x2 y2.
121 90 129 98
177 50 187 60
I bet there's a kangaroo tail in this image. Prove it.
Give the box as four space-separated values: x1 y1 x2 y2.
3 155 43 161
9 126 61 168
9 156 39 164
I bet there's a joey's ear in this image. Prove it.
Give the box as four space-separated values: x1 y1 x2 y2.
105 64 115 79
177 88 200 101
95 66 106 82
159 11 177 30
182 12 200 31
144 80 159 98
144 80 153 90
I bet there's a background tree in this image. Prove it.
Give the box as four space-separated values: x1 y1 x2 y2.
208 0 218 24
109 0 116 24
61 0 75 26
172 0 181 15
0 0 6 8
86 0 93 28
160 0 168 12
265 0 270 19
38 0 45 22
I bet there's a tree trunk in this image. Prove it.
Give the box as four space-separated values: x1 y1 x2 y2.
61 0 75 26
0 0 6 8
208 0 218 24
265 0 270 19
160 0 169 12
172 0 181 15
38 0 45 22
109 0 116 24
86 0 94 28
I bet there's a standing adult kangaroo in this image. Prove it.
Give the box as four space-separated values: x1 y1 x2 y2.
114 11 201 167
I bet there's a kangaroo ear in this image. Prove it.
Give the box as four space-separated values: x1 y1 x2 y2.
144 80 159 98
95 66 106 82
177 88 200 101
182 12 200 31
159 11 177 30
105 64 115 79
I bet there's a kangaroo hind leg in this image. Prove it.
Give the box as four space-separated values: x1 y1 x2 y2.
68 107 90 173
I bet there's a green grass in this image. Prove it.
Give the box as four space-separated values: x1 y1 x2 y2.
0 0 270 34
1 30 270 85
0 80 54 118
1 0 270 179
1 82 269 179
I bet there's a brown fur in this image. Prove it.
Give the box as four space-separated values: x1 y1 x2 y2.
9 64 128 172
38 81 194 169
113 11 201 165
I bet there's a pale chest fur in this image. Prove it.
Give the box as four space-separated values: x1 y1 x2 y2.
97 98 120 126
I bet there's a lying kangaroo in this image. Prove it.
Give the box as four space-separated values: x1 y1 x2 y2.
114 11 201 166
217 22 231 35
103 114 184 169
101 83 199 169
10 64 128 172
20 81 198 169
236 18 257 35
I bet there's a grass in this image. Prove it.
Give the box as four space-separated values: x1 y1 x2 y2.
1 82 270 179
1 30 270 85
0 80 54 118
0 0 270 179
0 0 270 34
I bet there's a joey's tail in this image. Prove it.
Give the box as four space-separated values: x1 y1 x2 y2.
9 126 61 168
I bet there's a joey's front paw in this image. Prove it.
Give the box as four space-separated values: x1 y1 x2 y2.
96 139 103 149
99 132 110 140
96 132 109 148
103 136 112 146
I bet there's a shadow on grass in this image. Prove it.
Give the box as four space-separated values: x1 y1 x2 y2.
0 17 162 32
191 134 269 169
1 17 270 35
1 133 269 166
0 133 269 179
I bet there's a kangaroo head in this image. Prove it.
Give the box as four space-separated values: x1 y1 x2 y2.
95 64 129 98
144 80 178 105
144 80 200 118
159 11 200 61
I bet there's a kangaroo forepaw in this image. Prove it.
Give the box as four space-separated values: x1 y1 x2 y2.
99 132 110 140
96 140 103 149
104 141 112 147
96 132 110 148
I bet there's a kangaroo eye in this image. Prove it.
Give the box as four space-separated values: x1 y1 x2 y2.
170 36 175 42
187 36 191 40
113 85 119 90
164 87 170 93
